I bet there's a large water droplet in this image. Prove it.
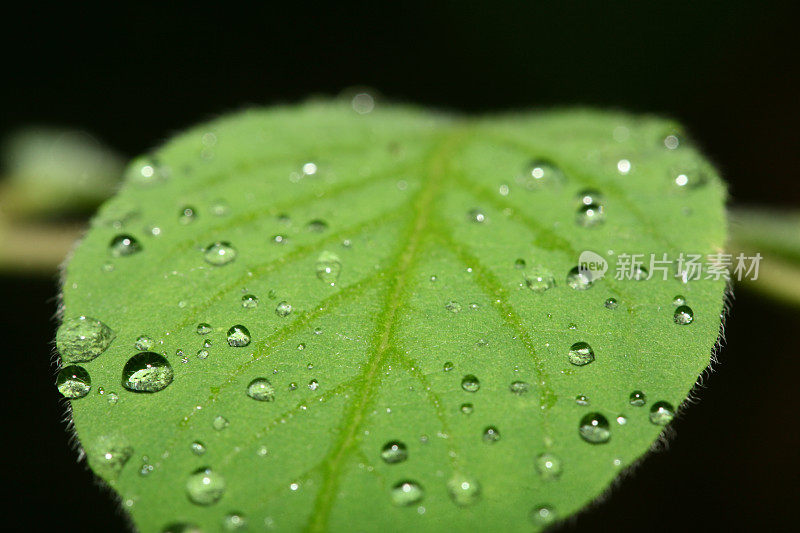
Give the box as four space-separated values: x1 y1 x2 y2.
576 203 605 227
568 341 595 366
121 352 174 392
246 378 275 401
57 316 115 363
110 234 141 257
579 413 611 444
315 251 342 285
203 242 237 266
523 267 556 292
275 301 292 317
227 325 251 347
673 305 694 325
57 365 91 398
629 390 647 406
186 467 226 506
447 474 481 506
461 374 480 392
381 441 408 464
535 453 562 480
390 481 424 506
566 266 595 290
649 401 675 425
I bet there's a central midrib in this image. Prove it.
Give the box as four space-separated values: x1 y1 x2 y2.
306 127 466 532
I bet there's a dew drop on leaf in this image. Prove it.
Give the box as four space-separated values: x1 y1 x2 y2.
447 474 481 506
672 294 686 306
445 301 462 313
246 378 275 402
524 159 565 189
110 234 142 257
196 323 212 335
227 325 251 347
222 513 247 531
575 395 590 406
443 361 454 372
380 441 408 464
467 209 486 223
460 403 474 415
523 267 556 292
604 297 618 309
56 315 115 363
212 416 229 431
535 453 562 480
390 481 424 506
576 203 605 227
134 335 154 350
649 401 675 425
509 381 529 394
482 426 501 444
673 305 694 325
579 413 611 444
530 505 557 526
121 352 174 393
315 251 342 285
179 206 197 225
568 342 595 366
306 219 329 233
203 242 237 266
566 267 595 290
461 374 480 392
190 441 206 456
629 390 647 406
275 301 292 317
56 365 91 398
186 467 226 506
241 294 258 309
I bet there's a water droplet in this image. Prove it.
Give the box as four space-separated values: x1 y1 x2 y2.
467 209 486 223
510 381 529 395
56 316 115 363
190 441 206 456
616 415 628 425
196 323 212 335
122 352 174 392
649 401 675 425
107 392 119 405
93 437 133 474
664 134 680 150
523 266 556 292
139 458 154 476
126 157 167 186
445 301 462 313
575 395 590 406
576 203 605 227
196 349 209 359
673 167 708 189
482 426 501 444
271 234 288 245
110 234 141 257
223 513 247 531
246 378 275 401
316 251 342 285
579 412 610 444
566 266 595 290
674 305 694 325
186 467 226 506
524 159 565 189
672 295 686 306
212 416 229 431
241 294 258 309
530 505 557 526
577 189 603 206
203 242 237 266
443 361 454 372
390 481 424 506
268 300 292 318
352 92 375 114
629 390 646 406
381 441 408 464
306 219 328 232
308 379 319 391
57 365 91 398
617 159 631 174
460 403 474 415
447 474 481 506
210 200 230 217
134 335 154 350
227 325 251 347
179 206 197 225
535 453 562 480
568 342 595 366
461 375 480 393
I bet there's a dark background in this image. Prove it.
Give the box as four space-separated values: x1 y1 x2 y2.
3 2 799 531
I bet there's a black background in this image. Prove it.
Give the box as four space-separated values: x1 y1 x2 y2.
3 2 799 531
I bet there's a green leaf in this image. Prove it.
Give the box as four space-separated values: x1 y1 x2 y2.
58 101 727 532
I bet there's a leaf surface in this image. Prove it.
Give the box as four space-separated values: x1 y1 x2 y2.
58 101 727 532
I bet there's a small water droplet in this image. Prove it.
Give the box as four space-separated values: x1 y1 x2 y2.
204 242 237 266
674 305 694 325
461 375 480 393
134 335 154 350
604 297 618 309
467 209 486 223
509 381 529 395
57 365 91 398
629 390 647 406
246 378 275 401
316 251 342 285
223 513 247 531
617 159 631 174
190 441 206 456
179 206 197 225
107 392 119 405
94 437 133 474
121 352 174 392
514 258 526 269
212 416 229 431
664 134 680 150
530 505 557 526
443 361 454 372
672 295 686 306
577 189 603 206
482 426 501 444
241 294 258 309
447 474 481 506
271 234 288 245
524 159 565 189
576 203 605 227
308 379 319 391
649 401 675 425
445 301 462 313
575 395 590 406
306 219 328 232
579 412 611 444
196 349 209 359
186 467 225 506
196 323 212 335
381 441 408 464
673 167 708 189
566 266 595 290
210 200 230 217
460 403 474 414
57 316 116 363
535 453 562 480
110 234 142 257
568 342 595 366
352 93 375 114
275 301 292 317
227 325 251 347
523 266 556 292
390 481 424 506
